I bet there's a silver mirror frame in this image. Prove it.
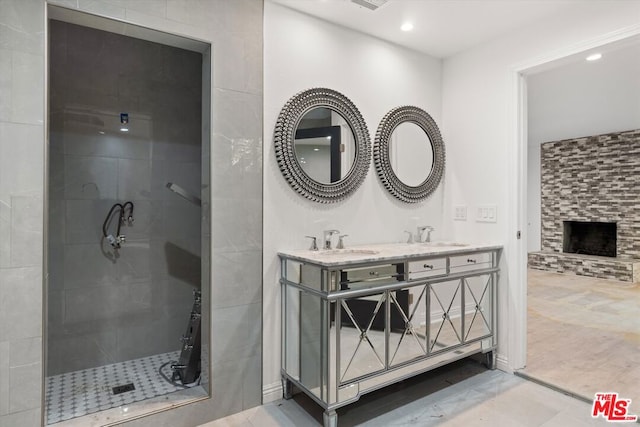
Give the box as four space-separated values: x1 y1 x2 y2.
274 88 371 203
374 106 445 203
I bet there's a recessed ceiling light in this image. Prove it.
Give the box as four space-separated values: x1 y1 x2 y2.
586 53 602 61
401 22 413 32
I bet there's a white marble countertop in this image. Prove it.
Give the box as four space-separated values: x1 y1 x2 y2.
278 242 503 267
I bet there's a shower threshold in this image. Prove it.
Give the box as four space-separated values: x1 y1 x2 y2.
45 350 207 425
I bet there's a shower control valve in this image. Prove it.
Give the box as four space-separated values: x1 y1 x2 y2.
106 234 121 249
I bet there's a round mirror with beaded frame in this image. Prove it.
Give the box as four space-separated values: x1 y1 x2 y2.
374 106 445 203
274 88 371 203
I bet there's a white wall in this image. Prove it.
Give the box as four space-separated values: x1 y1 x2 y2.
442 0 640 370
526 43 640 252
263 2 443 400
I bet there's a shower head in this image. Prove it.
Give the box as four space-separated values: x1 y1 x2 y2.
166 183 201 207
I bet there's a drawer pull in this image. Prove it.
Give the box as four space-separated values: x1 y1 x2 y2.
467 258 477 263
369 271 379 276
423 264 433 269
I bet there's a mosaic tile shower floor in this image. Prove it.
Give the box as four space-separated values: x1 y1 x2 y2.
45 350 205 425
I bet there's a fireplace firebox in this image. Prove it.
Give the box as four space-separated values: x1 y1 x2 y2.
563 221 617 258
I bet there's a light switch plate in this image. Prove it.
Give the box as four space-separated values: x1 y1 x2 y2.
453 205 467 221
476 205 497 223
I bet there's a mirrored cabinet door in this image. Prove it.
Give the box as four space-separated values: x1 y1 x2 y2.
429 280 462 352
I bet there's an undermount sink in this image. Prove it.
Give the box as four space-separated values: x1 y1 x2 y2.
319 249 380 255
422 242 469 247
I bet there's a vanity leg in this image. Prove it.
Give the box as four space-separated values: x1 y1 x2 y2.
485 350 497 370
323 410 337 427
282 378 293 400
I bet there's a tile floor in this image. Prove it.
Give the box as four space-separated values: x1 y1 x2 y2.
200 359 611 427
525 269 639 414
45 351 204 425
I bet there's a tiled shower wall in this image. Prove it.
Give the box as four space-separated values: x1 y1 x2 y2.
48 20 203 375
0 1 263 426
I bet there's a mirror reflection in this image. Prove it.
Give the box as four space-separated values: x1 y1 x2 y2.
294 107 356 184
389 122 434 187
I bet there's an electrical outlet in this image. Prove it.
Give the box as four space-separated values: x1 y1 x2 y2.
476 205 497 223
453 205 467 221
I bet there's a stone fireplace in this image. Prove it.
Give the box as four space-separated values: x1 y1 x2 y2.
528 129 640 282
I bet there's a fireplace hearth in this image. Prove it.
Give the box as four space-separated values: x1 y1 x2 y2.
563 221 617 258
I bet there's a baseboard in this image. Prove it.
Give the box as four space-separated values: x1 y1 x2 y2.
496 353 510 373
262 381 283 404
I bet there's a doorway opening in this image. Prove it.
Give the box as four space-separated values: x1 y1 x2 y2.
518 34 640 411
45 6 212 425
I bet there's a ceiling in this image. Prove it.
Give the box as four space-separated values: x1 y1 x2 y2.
270 0 589 58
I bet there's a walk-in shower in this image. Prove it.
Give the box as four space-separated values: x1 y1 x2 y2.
46 9 211 425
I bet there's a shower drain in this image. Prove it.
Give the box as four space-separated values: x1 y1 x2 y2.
112 383 136 395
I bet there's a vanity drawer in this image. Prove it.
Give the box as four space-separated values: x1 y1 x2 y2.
408 257 447 280
449 252 493 273
341 264 399 284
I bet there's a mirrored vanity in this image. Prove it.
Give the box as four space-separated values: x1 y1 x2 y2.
279 243 501 427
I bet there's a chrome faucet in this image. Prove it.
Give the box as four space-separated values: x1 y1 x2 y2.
417 225 435 243
337 234 348 249
305 235 318 251
404 230 414 243
323 229 340 250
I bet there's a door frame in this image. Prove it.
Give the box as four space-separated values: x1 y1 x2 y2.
507 24 640 371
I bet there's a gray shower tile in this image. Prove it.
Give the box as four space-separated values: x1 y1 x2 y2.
116 244 152 284
211 302 261 364
212 89 262 143
77 0 126 20
212 198 262 253
9 336 41 368
163 199 201 241
210 358 245 418
64 156 118 200
0 0 44 55
242 354 262 409
11 51 44 125
8 362 41 413
0 267 41 342
48 198 66 248
47 330 117 375
0 341 8 416
212 250 262 308
9 196 42 268
47 290 64 334
64 199 110 244
0 48 11 122
48 151 66 199
63 243 119 288
213 32 262 94
117 158 152 201
63 128 152 160
0 408 41 427
0 122 44 200
64 284 124 324
0 204 9 269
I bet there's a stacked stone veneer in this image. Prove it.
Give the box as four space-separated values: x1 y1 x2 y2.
528 129 640 282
